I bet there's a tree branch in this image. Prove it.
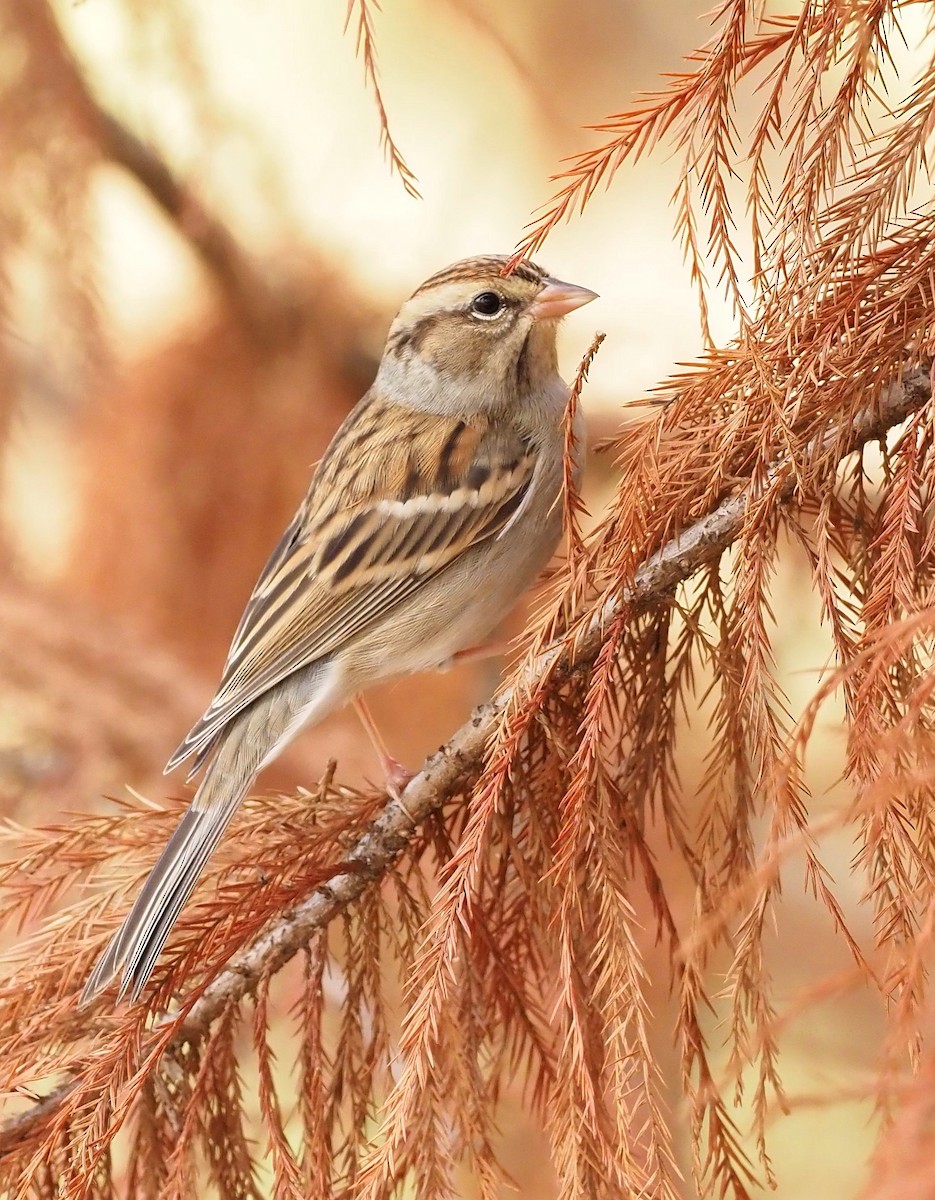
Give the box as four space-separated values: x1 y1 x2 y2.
175 366 931 1036
19 1 294 343
1 365 929 1153
92 110 294 343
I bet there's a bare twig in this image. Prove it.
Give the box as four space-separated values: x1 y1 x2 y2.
1 365 927 1154
442 0 570 133
93 110 293 342
17 1 292 342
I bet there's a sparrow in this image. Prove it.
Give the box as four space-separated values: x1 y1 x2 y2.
81 254 597 1004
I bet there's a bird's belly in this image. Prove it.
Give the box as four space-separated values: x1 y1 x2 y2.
342 505 562 686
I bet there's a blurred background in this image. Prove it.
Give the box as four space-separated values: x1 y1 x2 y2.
0 1 891 1196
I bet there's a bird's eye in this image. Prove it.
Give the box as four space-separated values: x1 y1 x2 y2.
470 291 503 318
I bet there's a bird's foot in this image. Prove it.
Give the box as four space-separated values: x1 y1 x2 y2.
353 697 417 821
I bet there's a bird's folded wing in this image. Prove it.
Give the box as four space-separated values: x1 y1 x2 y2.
166 406 537 774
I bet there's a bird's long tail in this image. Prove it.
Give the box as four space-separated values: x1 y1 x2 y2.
81 674 327 1005
80 782 244 1005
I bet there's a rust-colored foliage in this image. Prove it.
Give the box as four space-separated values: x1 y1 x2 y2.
5 2 935 1198
344 0 421 200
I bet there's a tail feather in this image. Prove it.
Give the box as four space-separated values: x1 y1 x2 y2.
81 769 249 1005
122 799 241 997
81 661 336 1006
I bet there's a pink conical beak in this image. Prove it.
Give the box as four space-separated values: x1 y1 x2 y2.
528 277 598 321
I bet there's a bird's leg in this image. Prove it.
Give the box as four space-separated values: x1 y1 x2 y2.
441 640 511 669
353 697 415 815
